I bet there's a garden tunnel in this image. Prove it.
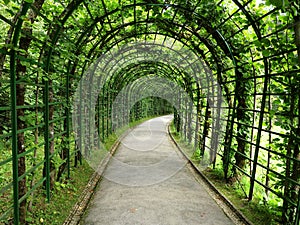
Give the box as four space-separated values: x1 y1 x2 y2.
0 0 300 224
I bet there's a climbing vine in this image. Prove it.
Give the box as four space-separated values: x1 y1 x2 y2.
0 0 299 224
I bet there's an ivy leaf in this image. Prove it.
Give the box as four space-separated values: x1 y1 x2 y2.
268 0 290 8
262 49 271 57
3 0 9 5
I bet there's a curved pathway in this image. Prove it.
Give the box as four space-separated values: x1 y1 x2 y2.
83 115 234 225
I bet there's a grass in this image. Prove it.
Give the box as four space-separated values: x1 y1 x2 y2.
169 121 281 225
202 168 281 225
0 116 158 225
24 116 157 225
25 160 94 224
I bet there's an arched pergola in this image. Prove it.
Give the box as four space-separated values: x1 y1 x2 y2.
0 0 299 224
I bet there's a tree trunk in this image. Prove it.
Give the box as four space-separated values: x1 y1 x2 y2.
14 1 45 222
232 69 248 179
57 131 68 181
27 80 40 212
16 81 26 224
289 16 300 223
289 132 300 222
201 100 211 157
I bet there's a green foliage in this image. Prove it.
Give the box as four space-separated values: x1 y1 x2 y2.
25 160 94 225
191 148 201 162
267 0 290 9
0 0 299 224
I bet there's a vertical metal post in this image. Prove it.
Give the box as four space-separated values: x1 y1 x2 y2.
296 88 300 225
295 192 300 225
43 79 51 202
177 91 181 133
79 79 83 165
102 88 105 140
184 99 188 141
97 95 101 144
187 100 192 144
9 3 31 224
106 89 109 137
66 69 70 179
10 30 20 225
212 85 222 167
109 90 112 134
88 77 93 153
201 100 210 157
223 99 236 180
248 60 269 200
194 91 200 149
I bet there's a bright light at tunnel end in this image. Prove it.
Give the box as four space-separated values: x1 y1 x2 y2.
72 40 227 187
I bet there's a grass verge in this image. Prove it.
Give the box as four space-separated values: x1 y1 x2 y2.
169 121 279 225
26 160 94 224
25 116 157 225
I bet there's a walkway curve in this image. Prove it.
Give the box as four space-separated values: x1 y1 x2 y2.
82 115 235 225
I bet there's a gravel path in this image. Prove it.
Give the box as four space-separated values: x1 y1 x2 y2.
82 115 235 225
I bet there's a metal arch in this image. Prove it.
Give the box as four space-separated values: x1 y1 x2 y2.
74 29 218 87
5 0 295 223
65 0 262 97
89 30 220 98
10 0 260 164
230 0 270 201
51 2 243 100
43 0 85 73
111 69 184 111
107 61 188 92
54 6 236 109
103 60 204 111
108 62 181 85
81 27 223 76
56 2 237 68
99 39 209 81
231 0 261 39
63 28 217 111
8 0 264 85
85 38 209 103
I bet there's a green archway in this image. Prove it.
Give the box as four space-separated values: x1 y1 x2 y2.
0 0 299 224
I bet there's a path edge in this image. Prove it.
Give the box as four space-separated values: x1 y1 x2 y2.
63 116 254 225
62 128 132 225
167 123 254 225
